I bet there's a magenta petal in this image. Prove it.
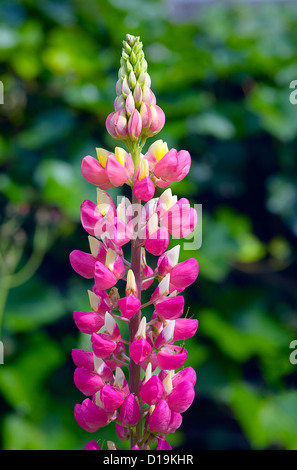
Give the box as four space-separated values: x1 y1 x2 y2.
73 311 104 334
167 381 195 413
84 440 102 450
100 384 124 412
173 318 198 341
129 338 151 364
167 412 183 434
172 367 197 388
74 367 104 396
148 399 171 434
119 393 140 426
71 349 94 371
172 150 191 182
70 250 96 279
128 109 142 140
170 259 199 289
133 177 155 202
118 294 141 319
81 156 108 186
148 105 165 135
74 398 108 432
145 227 169 256
91 333 117 358
94 261 117 290
106 155 127 186
156 437 172 450
155 296 184 320
154 149 177 181
140 375 163 405
80 200 102 236
116 423 130 441
157 345 188 370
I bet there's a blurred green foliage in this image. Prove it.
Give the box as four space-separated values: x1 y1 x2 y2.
1 0 297 450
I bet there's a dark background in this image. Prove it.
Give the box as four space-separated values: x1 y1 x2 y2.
0 0 297 450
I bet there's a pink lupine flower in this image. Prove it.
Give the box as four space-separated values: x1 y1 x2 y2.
150 274 170 303
160 197 197 239
169 258 199 290
116 423 129 441
91 332 118 358
147 399 171 434
167 412 183 434
94 262 117 290
154 149 191 183
74 368 104 396
80 200 103 236
133 176 155 201
156 437 172 450
155 295 185 320
146 105 165 136
106 112 119 139
114 109 128 138
144 226 169 256
74 398 109 432
71 34 199 451
119 393 140 426
84 441 102 450
172 367 197 388
129 338 151 364
69 251 97 279
167 381 195 413
128 109 142 141
156 245 180 276
81 155 109 187
173 318 198 341
72 349 94 371
140 102 152 130
118 294 141 319
106 155 128 186
157 345 188 370
140 375 163 405
100 384 125 412
73 310 104 334
154 321 175 349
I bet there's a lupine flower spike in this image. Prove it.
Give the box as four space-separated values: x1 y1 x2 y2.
70 34 199 451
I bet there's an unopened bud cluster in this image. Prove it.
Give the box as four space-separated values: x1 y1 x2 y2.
106 35 165 143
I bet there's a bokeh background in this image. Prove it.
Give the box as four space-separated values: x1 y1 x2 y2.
1 0 297 450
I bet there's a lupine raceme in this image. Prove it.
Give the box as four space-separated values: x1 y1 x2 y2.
70 34 199 451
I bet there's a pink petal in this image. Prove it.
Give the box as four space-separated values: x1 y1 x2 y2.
118 294 141 320
91 333 117 358
129 338 151 364
74 367 104 396
119 393 140 426
140 375 163 405
167 381 195 413
133 177 155 202
74 398 108 432
69 250 96 279
81 156 108 186
73 311 104 334
71 349 94 371
106 155 128 186
100 384 124 412
94 261 117 290
155 296 184 320
173 318 198 341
